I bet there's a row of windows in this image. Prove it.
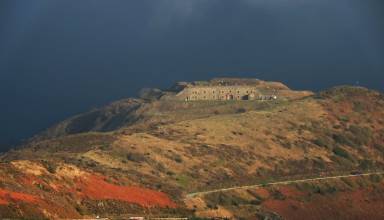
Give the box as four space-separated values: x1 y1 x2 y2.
187 95 246 100
191 90 254 95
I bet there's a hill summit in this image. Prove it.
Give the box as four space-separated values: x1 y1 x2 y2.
1 79 384 219
31 78 312 140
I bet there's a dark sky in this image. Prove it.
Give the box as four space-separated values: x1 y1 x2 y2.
0 0 383 151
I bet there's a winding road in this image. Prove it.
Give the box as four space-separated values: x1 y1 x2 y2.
186 171 384 198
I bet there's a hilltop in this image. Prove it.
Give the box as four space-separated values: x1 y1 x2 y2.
1 79 384 219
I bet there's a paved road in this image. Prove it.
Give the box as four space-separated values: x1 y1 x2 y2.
186 171 384 198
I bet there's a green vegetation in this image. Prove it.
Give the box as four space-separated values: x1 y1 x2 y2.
359 159 375 170
340 177 355 188
333 146 351 159
176 174 192 188
338 115 350 122
30 132 115 154
40 160 57 173
126 152 146 163
312 136 333 149
319 86 372 100
348 125 372 146
236 108 247 113
370 174 382 183
332 133 355 148
295 182 339 196
353 101 365 112
270 189 286 200
204 192 249 208
171 153 183 163
2 82 384 219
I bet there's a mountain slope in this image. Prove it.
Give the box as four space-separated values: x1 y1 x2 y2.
1 83 384 219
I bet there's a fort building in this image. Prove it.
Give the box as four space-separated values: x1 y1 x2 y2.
170 78 281 101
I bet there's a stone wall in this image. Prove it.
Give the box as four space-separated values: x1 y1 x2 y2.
176 86 273 101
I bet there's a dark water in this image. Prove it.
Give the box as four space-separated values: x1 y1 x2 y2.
0 0 383 151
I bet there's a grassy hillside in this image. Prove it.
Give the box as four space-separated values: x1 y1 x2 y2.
1 85 384 219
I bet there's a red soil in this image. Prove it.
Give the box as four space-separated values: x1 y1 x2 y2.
254 188 270 199
263 185 384 220
20 175 44 186
75 174 177 208
0 198 7 205
277 186 305 198
0 188 39 205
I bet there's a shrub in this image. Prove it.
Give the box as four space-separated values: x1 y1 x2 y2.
370 174 382 183
126 152 146 163
173 154 183 163
270 189 286 200
176 174 191 188
166 171 175 176
204 192 248 207
313 159 327 170
348 125 372 145
374 143 384 154
75 205 86 215
312 136 333 149
41 160 57 173
341 177 355 188
338 115 350 122
236 108 246 113
359 159 374 170
353 101 365 112
250 199 262 205
332 133 356 147
333 146 350 159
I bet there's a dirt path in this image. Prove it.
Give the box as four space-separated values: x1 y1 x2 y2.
186 171 384 198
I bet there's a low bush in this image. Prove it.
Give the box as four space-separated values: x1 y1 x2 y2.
126 152 146 163
166 171 175 176
313 158 327 170
338 115 350 122
204 192 249 207
348 125 372 146
332 133 356 148
312 136 333 149
370 174 383 183
250 199 263 205
374 143 384 154
173 154 183 163
359 159 374 170
353 101 365 112
270 189 286 200
340 177 355 188
236 108 247 113
333 146 350 159
40 160 57 173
